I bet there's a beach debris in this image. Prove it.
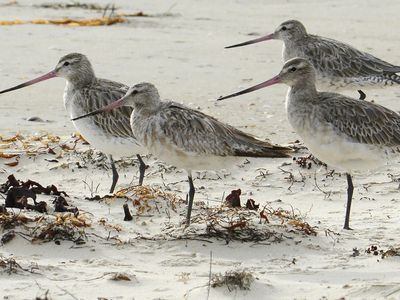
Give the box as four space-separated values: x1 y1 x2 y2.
225 189 260 210
366 245 380 256
381 247 400 259
98 218 122 233
225 189 241 207
53 196 78 214
108 272 135 281
293 154 327 169
32 213 90 244
366 245 400 259
123 203 133 221
0 132 83 161
1 174 68 197
35 2 105 10
1 230 16 244
5 186 47 213
0 256 39 275
0 257 24 274
26 116 46 122
4 158 19 167
211 269 255 291
0 210 37 230
0 17 126 26
115 185 182 216
351 248 361 257
245 199 259 210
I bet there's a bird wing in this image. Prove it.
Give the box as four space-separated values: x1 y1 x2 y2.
77 78 134 138
153 102 291 158
304 35 400 78
318 92 400 147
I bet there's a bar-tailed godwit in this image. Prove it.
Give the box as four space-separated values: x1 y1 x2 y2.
0 53 148 193
226 20 400 91
72 83 292 225
219 57 400 229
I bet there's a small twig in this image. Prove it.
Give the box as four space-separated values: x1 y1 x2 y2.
313 172 331 199
207 251 213 300
56 285 79 300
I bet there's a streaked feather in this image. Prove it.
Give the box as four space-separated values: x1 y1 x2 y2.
134 101 291 158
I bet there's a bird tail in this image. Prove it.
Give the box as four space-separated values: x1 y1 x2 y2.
386 73 400 85
233 138 292 158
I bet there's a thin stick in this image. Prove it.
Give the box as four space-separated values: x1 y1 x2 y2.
207 251 213 300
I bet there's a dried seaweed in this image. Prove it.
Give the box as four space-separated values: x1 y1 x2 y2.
293 154 327 169
0 257 30 274
245 199 259 210
0 17 126 26
225 189 241 207
35 2 105 10
0 132 82 160
109 272 134 281
366 245 400 259
115 185 183 216
32 213 90 244
1 174 68 197
5 186 47 213
160 202 316 243
211 269 255 291
382 247 400 258
53 196 78 214
1 230 15 244
0 210 37 230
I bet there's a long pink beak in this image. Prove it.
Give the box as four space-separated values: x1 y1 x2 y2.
72 95 128 121
0 70 57 94
218 75 281 101
225 33 274 49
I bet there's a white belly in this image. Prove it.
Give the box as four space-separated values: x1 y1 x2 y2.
144 138 238 172
72 119 142 157
64 93 142 158
301 130 388 172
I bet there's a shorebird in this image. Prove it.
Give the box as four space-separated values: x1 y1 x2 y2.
226 20 400 91
0 53 147 193
219 57 400 229
72 83 291 225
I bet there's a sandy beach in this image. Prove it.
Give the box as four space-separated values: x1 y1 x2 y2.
1 0 400 299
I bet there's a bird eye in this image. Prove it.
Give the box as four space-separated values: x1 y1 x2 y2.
281 26 287 31
63 61 70 66
289 67 297 72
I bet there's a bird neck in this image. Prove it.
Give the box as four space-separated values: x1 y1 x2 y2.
289 79 318 101
67 69 96 88
134 98 162 116
284 34 307 45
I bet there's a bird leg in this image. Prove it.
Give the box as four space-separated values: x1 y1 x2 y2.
343 173 354 230
136 154 148 186
185 175 195 226
357 90 366 100
109 155 119 194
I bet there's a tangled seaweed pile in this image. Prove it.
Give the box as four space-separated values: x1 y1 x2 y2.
106 185 317 243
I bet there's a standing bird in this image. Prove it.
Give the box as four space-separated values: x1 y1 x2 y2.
72 83 291 225
218 57 400 229
226 20 400 91
0 53 148 193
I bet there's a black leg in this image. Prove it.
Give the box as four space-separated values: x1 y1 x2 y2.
186 175 195 226
344 173 354 230
109 155 119 194
136 154 148 186
358 90 366 100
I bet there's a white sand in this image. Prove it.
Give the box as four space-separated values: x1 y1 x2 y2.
1 0 400 299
